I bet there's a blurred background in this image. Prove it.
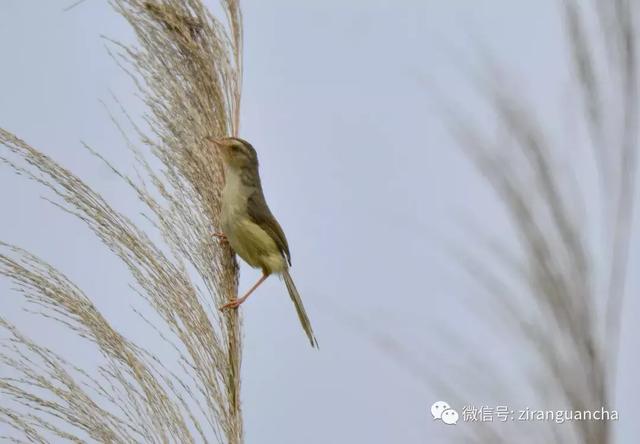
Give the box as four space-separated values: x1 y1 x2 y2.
0 1 638 442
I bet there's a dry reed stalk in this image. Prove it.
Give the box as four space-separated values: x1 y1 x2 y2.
0 0 244 442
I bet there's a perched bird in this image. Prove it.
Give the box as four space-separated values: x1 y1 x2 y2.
206 136 318 348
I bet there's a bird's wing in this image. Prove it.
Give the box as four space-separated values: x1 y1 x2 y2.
247 189 292 265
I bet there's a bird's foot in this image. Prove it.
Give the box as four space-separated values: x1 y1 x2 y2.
213 232 228 243
219 274 268 311
219 297 247 311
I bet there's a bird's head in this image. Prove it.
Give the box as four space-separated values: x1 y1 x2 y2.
205 136 258 170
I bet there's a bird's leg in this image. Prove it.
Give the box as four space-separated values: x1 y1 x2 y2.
220 273 270 310
213 232 228 243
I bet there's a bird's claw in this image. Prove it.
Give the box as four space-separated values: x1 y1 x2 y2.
213 232 228 243
219 299 242 311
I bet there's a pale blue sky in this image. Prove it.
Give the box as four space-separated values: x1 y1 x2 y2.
0 1 638 443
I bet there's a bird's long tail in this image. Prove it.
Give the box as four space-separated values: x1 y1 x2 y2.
282 269 318 348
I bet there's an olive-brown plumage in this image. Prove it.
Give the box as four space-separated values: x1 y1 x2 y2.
207 136 318 348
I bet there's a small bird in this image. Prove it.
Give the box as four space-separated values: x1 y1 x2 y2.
206 136 318 348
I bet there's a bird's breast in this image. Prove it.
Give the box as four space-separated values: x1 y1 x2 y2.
221 171 251 237
220 170 286 273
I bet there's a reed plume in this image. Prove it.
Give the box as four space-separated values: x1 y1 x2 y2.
360 2 637 443
447 0 638 442
0 0 244 442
